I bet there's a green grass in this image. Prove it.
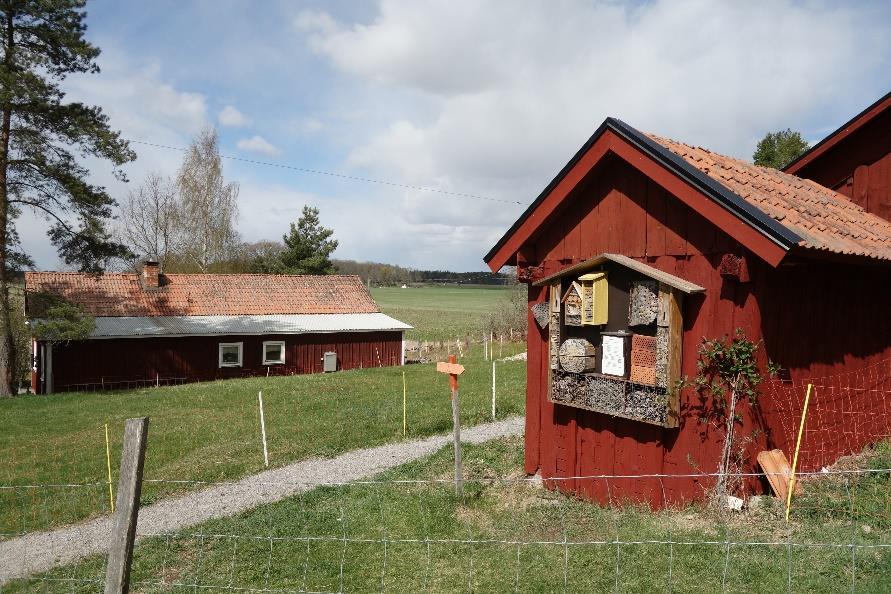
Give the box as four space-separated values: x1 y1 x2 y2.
0 344 525 537
372 285 515 341
11 438 889 593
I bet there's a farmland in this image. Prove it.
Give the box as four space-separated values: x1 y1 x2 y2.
0 343 525 537
10 437 890 592
371 284 520 341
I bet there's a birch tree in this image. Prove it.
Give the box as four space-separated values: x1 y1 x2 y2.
175 127 239 273
119 171 177 267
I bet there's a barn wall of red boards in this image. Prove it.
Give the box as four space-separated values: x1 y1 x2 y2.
785 92 891 221
36 331 403 393
505 156 891 507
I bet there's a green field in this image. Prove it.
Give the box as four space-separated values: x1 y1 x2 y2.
372 285 518 341
0 345 525 537
12 437 890 593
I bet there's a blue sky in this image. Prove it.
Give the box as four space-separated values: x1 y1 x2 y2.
19 0 891 271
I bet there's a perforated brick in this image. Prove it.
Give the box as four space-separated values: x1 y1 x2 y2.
630 364 657 386
631 348 657 368
632 333 657 352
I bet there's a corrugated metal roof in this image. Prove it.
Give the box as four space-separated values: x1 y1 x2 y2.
81 313 412 339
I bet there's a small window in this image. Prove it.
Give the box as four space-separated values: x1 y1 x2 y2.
263 341 285 365
219 342 243 367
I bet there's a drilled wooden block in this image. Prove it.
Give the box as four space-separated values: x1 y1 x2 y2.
630 364 657 386
628 280 658 326
531 302 549 329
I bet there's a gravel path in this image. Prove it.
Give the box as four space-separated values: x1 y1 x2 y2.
0 416 524 584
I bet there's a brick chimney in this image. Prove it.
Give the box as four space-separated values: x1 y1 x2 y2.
142 260 160 289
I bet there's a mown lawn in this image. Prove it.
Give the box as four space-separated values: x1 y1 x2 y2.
0 344 525 537
12 438 890 593
371 285 518 341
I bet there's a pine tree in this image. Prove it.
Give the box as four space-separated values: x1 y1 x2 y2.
0 1 135 395
278 206 338 275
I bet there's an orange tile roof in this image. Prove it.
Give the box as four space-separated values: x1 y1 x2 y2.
24 273 380 317
648 134 891 261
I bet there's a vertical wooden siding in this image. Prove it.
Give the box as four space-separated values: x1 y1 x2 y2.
524 157 891 506
46 331 403 391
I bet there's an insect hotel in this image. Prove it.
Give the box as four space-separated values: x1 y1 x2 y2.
484 107 891 507
542 254 703 427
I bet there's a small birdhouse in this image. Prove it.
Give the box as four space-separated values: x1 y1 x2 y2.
577 272 608 326
561 281 584 326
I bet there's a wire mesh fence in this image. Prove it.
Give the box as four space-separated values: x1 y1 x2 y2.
2 351 889 592
3 464 889 592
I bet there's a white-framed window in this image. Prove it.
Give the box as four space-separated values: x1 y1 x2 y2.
263 341 286 365
218 342 243 367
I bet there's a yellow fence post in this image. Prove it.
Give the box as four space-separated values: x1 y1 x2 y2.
402 371 407 436
104 423 115 513
785 383 813 522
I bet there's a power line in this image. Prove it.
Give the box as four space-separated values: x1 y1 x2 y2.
129 139 528 206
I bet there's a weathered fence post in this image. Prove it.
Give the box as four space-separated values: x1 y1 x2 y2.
437 355 465 497
104 417 149 594
491 360 496 421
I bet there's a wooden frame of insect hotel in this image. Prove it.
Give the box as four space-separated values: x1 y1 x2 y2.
535 254 704 428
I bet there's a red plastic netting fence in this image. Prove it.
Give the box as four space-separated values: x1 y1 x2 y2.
761 356 891 472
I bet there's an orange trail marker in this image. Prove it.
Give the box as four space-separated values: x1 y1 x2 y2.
437 354 465 496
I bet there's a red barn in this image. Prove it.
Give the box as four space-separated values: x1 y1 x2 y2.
784 91 890 221
25 264 410 393
485 109 891 506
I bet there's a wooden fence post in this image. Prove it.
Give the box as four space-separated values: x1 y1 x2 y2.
437 355 465 497
104 417 149 594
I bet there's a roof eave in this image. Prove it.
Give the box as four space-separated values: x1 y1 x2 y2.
784 90 891 175
485 118 801 271
532 253 706 293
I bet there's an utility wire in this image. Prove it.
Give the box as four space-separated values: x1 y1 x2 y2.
129 139 528 206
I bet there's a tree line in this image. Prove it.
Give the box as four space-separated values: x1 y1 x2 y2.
332 260 514 286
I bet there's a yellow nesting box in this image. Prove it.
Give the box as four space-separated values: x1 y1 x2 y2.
577 272 608 325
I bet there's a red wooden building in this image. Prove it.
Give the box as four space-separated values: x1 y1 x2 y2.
25 264 410 393
485 106 891 506
784 91 890 222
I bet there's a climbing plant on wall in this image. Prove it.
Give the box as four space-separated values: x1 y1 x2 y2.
692 329 778 507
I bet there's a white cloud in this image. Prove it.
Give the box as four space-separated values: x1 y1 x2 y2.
219 105 250 127
20 49 210 270
236 135 282 156
66 55 207 142
296 0 891 270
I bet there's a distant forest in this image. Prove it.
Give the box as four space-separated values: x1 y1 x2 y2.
333 259 515 286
